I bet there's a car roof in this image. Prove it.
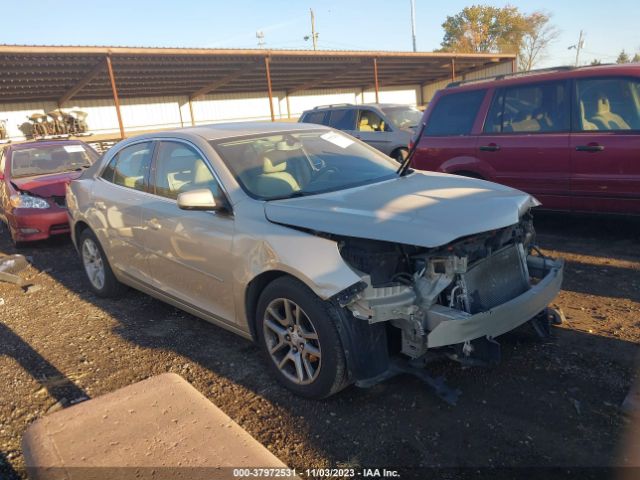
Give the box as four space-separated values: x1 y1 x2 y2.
442 63 640 93
125 122 331 143
303 103 412 112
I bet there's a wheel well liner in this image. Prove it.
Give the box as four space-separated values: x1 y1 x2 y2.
73 221 90 245
245 270 288 342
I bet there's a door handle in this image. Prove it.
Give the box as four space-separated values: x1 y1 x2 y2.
95 201 106 210
147 218 161 230
575 144 604 152
479 144 501 152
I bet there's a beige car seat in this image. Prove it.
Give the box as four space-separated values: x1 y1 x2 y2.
358 116 374 131
590 96 630 130
579 101 598 130
255 147 300 197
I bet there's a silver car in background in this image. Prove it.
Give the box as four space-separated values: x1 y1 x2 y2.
298 103 422 162
66 122 563 399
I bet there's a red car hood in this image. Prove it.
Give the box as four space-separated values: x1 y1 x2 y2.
11 171 82 197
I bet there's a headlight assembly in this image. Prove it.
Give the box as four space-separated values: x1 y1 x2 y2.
10 194 50 209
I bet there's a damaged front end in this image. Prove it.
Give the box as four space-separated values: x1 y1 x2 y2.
335 213 563 371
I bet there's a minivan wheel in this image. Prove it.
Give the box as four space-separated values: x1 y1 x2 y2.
79 229 124 298
256 277 349 399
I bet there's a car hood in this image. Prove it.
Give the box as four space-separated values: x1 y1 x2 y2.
264 172 540 248
11 171 82 197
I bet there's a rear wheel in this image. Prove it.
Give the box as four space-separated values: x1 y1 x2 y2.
256 277 349 399
79 229 124 298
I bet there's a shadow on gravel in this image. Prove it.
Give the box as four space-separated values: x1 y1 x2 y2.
0 451 19 480
2 213 639 474
0 323 89 407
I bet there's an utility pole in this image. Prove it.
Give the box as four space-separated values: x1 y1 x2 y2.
568 30 585 66
304 8 319 50
256 30 265 49
410 0 417 52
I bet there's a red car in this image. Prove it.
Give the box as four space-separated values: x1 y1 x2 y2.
411 64 640 215
0 140 99 246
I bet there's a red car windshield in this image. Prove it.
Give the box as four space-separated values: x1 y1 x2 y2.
10 144 98 178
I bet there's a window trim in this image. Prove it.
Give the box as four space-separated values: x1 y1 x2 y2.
481 79 572 136
572 75 640 134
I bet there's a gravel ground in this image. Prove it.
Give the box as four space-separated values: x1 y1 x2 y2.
0 212 639 479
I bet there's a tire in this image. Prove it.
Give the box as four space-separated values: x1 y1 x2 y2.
256 276 349 399
78 229 124 298
392 148 408 163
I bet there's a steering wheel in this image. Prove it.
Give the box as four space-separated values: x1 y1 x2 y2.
308 166 340 185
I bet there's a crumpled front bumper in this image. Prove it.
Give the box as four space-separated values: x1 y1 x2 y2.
426 255 564 349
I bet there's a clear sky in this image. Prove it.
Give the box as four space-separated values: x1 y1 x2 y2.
2 0 639 67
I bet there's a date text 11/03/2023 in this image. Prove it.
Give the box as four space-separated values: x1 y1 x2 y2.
232 468 401 478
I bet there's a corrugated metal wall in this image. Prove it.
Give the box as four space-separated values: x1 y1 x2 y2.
0 63 512 141
421 62 513 105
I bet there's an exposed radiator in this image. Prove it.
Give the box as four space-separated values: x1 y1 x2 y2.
462 244 529 314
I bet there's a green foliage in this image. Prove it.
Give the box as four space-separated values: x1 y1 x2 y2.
440 5 529 54
590 59 602 66
617 50 631 64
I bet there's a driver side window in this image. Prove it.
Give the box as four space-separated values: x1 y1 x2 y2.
357 110 388 132
152 141 222 201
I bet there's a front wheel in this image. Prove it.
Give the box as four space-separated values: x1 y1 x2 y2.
256 277 349 399
79 229 124 298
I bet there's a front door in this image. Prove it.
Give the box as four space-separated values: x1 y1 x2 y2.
478 81 571 210
140 140 236 323
570 76 640 214
354 109 394 155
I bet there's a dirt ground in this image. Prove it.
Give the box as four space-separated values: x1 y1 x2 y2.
0 211 639 479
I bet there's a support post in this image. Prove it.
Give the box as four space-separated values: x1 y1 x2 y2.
511 58 516 73
373 57 380 103
264 56 275 122
188 98 196 126
285 93 291 119
105 54 125 139
451 58 456 82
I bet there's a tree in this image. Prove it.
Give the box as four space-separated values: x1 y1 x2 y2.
518 11 560 71
633 53 640 63
617 50 631 64
440 5 530 54
590 59 602 66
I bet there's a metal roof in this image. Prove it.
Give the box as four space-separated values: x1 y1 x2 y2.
0 45 515 104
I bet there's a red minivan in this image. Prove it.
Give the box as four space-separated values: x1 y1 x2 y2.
411 64 640 214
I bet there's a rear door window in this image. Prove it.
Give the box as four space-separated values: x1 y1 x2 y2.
575 77 640 131
425 90 485 136
302 110 328 125
327 109 356 130
101 142 153 192
484 81 569 133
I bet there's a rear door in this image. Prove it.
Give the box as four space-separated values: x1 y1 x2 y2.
92 141 154 281
326 108 357 136
412 89 486 173
570 76 640 213
140 140 236 323
478 80 571 209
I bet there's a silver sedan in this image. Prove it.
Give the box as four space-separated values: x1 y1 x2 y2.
66 122 563 399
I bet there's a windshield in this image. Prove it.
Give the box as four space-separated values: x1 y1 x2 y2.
10 144 98 178
211 130 398 200
381 106 423 129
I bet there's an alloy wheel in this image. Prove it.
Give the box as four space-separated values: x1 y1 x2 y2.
82 238 105 290
263 298 322 385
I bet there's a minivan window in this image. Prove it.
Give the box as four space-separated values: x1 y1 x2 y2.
327 109 356 130
484 81 569 133
302 111 327 125
424 90 485 136
357 110 388 132
576 77 640 131
102 142 153 192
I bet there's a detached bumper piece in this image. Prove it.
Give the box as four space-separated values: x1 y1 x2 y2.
426 255 564 349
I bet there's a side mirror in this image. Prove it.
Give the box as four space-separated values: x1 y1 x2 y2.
177 188 223 212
